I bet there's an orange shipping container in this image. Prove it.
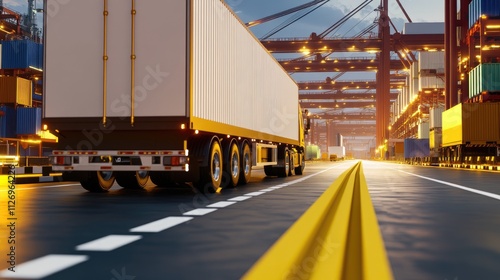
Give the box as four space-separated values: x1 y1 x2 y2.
0 76 32 106
442 103 500 147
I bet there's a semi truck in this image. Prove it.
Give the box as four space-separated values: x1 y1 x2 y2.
43 0 308 192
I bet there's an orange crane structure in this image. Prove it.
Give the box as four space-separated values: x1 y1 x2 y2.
251 0 444 150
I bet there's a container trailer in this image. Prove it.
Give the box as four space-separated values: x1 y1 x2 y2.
43 0 308 192
441 103 500 162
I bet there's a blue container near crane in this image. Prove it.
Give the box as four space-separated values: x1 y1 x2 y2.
1 40 43 69
0 106 17 138
469 0 500 28
404 138 430 160
16 107 42 136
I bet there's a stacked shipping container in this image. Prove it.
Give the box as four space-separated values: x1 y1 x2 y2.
0 106 17 138
429 107 444 153
469 0 500 28
0 40 43 69
0 76 33 106
468 63 500 99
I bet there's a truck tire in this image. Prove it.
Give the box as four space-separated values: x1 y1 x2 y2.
277 147 290 178
150 172 174 187
295 152 305 175
224 141 240 188
116 171 149 189
288 150 295 176
80 171 115 192
195 139 223 193
238 141 252 184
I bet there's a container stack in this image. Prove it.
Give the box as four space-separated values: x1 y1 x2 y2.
429 107 444 157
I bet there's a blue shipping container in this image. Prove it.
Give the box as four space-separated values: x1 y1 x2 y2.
0 106 17 138
16 107 42 135
404 138 430 159
1 40 43 70
469 0 500 28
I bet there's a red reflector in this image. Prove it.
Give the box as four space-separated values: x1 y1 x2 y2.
164 166 171 170
171 156 180 166
118 151 135 155
56 156 65 165
64 166 74 170
140 166 150 170
100 166 112 170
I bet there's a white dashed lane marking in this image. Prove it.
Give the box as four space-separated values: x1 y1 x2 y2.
2 166 344 279
244 191 266 196
76 235 142 251
0 254 88 279
183 208 218 216
206 201 237 208
228 196 252 202
130 216 193 233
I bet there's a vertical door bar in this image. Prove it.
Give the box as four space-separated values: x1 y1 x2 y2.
102 0 109 126
130 0 136 126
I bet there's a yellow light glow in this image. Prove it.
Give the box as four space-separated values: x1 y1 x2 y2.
486 24 500 29
181 124 186 129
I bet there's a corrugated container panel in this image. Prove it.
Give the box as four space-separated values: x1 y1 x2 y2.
429 128 442 149
0 106 17 138
418 122 430 139
468 63 500 98
404 138 430 159
16 107 42 135
419 77 445 91
0 77 33 106
419 52 445 72
469 0 500 28
1 40 42 69
442 103 500 146
403 23 445 34
191 0 298 142
45 0 188 118
430 107 444 128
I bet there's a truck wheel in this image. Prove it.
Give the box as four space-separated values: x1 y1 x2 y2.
225 141 240 188
288 151 295 176
116 171 149 189
277 147 290 178
195 139 223 193
238 142 252 184
150 172 174 187
295 153 305 175
80 171 115 192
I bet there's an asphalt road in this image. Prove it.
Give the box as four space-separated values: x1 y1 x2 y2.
1 161 500 280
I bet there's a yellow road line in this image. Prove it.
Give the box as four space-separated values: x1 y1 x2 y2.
243 161 393 280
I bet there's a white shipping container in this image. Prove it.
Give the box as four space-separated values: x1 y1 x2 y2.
430 107 444 128
403 22 445 34
419 77 446 91
418 122 430 139
419 52 445 73
328 146 345 158
44 0 299 143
